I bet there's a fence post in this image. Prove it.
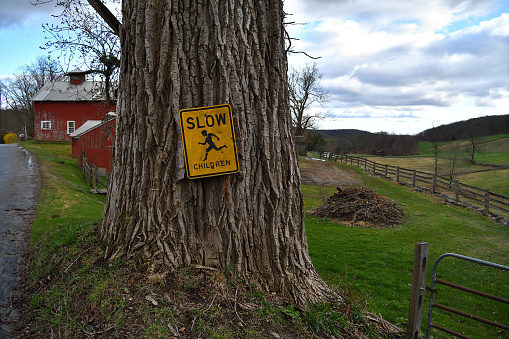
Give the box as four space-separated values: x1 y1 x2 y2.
407 242 429 339
385 164 388 179
413 169 416 187
484 189 490 216
433 174 437 194
82 152 86 179
90 165 96 189
454 180 459 202
397 166 400 183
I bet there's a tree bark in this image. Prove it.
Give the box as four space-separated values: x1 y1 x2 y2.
101 0 329 305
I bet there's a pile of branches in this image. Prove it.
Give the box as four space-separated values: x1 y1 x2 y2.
309 187 405 228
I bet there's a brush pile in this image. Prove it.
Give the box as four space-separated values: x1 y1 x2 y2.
308 187 405 228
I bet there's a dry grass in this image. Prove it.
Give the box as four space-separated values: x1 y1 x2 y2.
18 231 402 338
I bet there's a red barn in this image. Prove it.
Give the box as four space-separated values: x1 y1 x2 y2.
70 117 116 174
32 70 115 141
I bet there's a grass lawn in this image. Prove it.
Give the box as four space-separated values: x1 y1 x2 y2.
20 141 106 280
458 169 509 197
364 155 509 197
349 135 509 198
302 163 509 338
19 142 389 338
20 141 508 338
476 137 509 166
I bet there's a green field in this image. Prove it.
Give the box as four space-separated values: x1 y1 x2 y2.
361 135 509 197
20 141 106 280
20 141 508 338
305 136 509 337
302 162 509 338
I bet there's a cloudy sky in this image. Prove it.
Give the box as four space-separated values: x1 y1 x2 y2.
0 0 507 134
285 0 508 134
0 0 59 75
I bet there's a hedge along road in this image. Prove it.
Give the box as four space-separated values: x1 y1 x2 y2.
0 144 39 338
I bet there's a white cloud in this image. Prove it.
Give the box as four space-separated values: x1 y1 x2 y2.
475 88 509 107
286 0 499 30
0 0 59 28
286 0 508 133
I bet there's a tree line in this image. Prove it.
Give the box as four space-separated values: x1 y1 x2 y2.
302 114 509 157
0 56 64 137
305 130 419 156
418 115 509 142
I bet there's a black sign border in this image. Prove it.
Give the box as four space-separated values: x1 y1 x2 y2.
179 104 239 179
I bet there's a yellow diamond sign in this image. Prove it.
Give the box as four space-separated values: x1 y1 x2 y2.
179 104 239 179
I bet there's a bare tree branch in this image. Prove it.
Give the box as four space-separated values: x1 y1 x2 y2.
289 51 322 60
35 0 120 105
86 0 121 36
288 63 329 136
283 12 321 59
1 56 64 138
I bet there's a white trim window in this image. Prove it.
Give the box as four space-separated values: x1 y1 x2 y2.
67 121 75 134
41 121 51 130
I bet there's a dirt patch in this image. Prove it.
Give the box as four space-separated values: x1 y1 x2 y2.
299 158 362 187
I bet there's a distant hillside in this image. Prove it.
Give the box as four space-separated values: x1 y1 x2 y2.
303 129 418 156
305 129 372 139
299 114 508 155
418 114 509 142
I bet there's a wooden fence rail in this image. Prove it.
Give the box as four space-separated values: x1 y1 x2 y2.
82 152 108 192
323 153 509 216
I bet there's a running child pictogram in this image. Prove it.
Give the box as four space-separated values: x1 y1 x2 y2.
199 130 227 161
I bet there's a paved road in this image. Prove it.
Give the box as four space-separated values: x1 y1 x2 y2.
0 144 39 339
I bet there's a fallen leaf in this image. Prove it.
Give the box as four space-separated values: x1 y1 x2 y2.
145 295 158 306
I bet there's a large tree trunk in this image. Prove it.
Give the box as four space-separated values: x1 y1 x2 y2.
101 0 328 305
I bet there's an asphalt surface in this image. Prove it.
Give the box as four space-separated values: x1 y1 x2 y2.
0 144 39 338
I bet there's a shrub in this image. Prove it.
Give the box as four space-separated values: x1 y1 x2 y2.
3 133 18 144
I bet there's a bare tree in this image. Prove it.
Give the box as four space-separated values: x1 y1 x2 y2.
1 56 64 137
288 63 329 137
2 56 63 112
428 122 444 177
96 0 329 305
35 0 120 104
466 132 485 164
445 147 460 184
334 137 352 154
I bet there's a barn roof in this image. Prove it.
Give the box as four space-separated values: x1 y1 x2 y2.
31 81 106 102
70 119 114 138
69 120 102 138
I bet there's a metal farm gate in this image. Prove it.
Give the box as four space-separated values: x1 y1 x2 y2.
425 253 509 339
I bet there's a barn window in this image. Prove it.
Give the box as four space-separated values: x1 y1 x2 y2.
41 121 51 130
67 121 75 134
